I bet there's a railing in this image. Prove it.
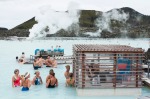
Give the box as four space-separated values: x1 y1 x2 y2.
73 52 144 88
74 70 143 88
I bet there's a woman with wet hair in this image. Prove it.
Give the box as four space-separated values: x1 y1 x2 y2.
12 69 21 87
46 72 58 88
46 69 54 83
66 73 75 87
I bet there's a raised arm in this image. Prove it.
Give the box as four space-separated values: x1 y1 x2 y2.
46 79 50 88
46 75 49 83
20 79 24 87
12 76 15 87
56 79 58 87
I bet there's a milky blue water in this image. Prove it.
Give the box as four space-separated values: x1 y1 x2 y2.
0 38 150 99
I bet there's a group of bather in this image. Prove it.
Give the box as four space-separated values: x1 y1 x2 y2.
16 52 57 69
12 65 75 91
33 55 57 69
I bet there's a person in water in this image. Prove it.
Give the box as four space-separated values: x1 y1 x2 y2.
33 58 41 70
21 72 31 91
66 73 75 87
51 57 57 68
46 69 54 83
18 58 25 64
19 52 26 63
32 71 43 85
45 55 52 67
12 69 21 87
64 65 70 79
37 56 45 67
46 72 58 88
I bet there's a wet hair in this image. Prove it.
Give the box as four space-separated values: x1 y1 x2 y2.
16 56 18 60
34 71 39 74
19 59 23 62
34 59 36 62
69 73 73 78
50 72 55 76
49 69 54 74
14 69 19 74
66 65 70 69
39 56 42 58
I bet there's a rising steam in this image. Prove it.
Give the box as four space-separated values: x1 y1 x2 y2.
28 2 80 39
96 9 129 35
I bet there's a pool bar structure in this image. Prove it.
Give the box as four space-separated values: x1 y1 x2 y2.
73 44 145 89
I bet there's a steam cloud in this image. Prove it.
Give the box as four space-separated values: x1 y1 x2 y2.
29 5 130 38
96 9 129 35
29 2 80 39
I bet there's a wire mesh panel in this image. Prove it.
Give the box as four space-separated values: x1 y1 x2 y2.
73 44 144 88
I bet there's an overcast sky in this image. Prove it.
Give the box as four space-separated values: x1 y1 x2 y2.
0 0 150 29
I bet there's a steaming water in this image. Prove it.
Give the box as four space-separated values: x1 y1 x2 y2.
0 38 150 99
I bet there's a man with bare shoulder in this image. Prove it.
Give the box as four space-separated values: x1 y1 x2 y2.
45 56 57 68
21 72 31 91
37 56 45 67
45 55 52 67
64 65 70 79
51 57 57 68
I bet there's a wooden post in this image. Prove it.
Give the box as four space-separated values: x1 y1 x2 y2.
73 59 75 74
136 54 139 87
73 59 75 86
82 52 85 88
113 53 117 88
76 52 79 88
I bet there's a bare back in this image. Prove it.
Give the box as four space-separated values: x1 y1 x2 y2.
64 72 70 79
49 77 57 86
22 79 29 87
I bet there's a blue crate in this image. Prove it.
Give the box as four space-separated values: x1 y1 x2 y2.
35 49 40 55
